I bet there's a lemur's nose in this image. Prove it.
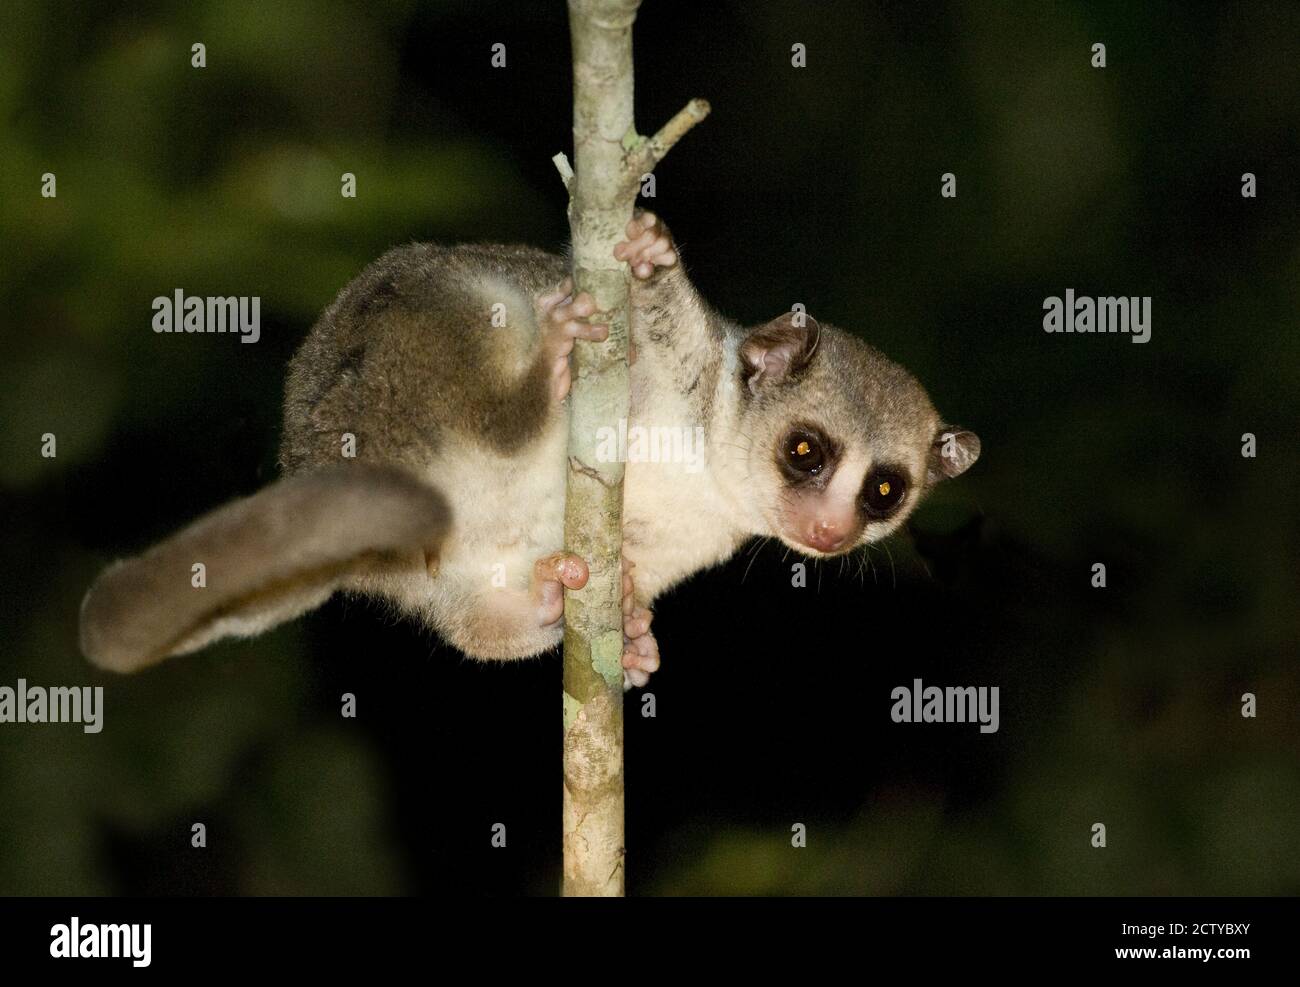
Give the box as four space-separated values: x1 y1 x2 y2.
804 521 847 553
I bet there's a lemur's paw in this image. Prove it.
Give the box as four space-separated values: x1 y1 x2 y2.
536 277 609 401
614 211 677 280
534 552 589 627
620 556 659 689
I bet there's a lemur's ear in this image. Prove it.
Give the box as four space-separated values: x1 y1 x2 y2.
739 312 821 393
79 464 448 674
926 427 981 483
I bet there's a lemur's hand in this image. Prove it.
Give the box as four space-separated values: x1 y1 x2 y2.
614 211 677 280
535 277 608 402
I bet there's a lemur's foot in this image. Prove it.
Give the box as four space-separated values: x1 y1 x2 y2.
534 552 589 627
621 556 659 689
536 278 608 401
535 553 657 688
614 211 677 280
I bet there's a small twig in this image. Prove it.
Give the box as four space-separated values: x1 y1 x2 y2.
552 151 575 191
628 98 712 176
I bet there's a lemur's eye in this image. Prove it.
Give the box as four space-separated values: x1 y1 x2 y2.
785 432 825 474
862 470 906 515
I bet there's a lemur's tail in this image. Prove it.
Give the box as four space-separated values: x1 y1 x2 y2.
80 464 449 674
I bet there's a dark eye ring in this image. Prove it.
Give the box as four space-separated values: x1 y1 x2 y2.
785 432 825 475
862 471 906 515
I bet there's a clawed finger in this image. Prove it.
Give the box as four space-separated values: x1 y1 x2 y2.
624 605 653 639
621 630 660 673
624 668 650 689
534 552 589 590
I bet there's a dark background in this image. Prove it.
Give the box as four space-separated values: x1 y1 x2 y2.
1 0 1297 895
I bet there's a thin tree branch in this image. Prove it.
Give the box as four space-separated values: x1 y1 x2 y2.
558 0 706 898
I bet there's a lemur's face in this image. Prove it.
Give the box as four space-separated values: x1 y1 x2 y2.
770 421 921 555
733 316 980 558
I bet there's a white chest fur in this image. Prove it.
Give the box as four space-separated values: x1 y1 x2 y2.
428 363 744 609
430 417 570 593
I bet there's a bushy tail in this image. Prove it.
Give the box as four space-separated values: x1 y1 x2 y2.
80 464 449 673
